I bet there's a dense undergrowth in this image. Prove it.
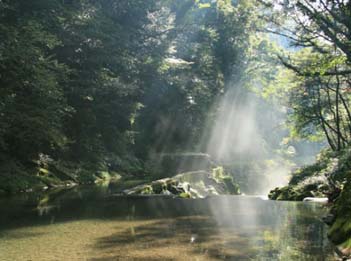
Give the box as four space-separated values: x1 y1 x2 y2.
0 156 140 194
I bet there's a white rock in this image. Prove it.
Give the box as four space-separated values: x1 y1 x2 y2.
303 197 328 203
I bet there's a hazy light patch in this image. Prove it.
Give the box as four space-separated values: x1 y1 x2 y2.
206 86 264 162
199 82 293 195
261 163 291 195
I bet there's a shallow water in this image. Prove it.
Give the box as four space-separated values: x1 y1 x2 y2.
0 186 337 260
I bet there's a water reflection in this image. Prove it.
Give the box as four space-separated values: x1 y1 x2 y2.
0 188 337 260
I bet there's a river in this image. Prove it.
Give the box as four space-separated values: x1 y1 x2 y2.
0 186 337 260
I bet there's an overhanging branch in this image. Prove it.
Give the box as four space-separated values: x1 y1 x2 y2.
278 56 351 77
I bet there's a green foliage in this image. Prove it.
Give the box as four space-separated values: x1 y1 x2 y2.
259 1 351 152
0 161 41 193
0 5 69 161
212 166 225 181
135 0 258 155
0 0 159 184
269 146 351 202
288 163 326 186
0 0 264 190
75 169 96 184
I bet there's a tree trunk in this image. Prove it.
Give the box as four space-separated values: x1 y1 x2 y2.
335 74 342 150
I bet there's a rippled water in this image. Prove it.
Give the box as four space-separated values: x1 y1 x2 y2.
0 186 337 260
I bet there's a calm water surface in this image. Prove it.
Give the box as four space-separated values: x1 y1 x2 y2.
0 186 337 260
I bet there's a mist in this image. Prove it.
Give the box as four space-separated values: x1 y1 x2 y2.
202 83 292 195
206 86 264 162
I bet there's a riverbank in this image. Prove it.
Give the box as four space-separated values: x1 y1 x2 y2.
268 147 351 258
0 158 146 195
0 153 240 200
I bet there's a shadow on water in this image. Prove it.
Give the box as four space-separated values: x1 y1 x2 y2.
0 186 337 260
88 198 334 260
92 216 260 260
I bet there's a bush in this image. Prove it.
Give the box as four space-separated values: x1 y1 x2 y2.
0 161 42 193
289 163 325 185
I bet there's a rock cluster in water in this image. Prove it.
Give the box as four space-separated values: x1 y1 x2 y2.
122 170 240 199
122 178 200 198
268 182 330 201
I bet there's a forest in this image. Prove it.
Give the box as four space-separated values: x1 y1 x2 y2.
0 0 350 260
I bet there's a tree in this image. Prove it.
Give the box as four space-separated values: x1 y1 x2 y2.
260 0 351 151
135 0 259 157
0 0 69 162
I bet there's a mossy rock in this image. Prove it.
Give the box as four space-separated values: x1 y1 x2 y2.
270 186 290 200
268 187 282 200
276 186 292 200
269 186 313 201
222 176 240 195
179 192 191 198
140 185 153 195
212 166 225 181
151 181 167 194
38 168 50 176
